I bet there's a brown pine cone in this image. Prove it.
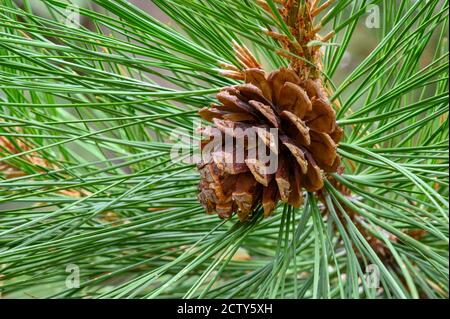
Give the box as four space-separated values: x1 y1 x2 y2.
197 67 343 221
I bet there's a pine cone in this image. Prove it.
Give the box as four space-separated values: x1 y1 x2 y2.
197 67 343 221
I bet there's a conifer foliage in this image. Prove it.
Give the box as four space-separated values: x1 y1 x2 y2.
0 0 448 299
